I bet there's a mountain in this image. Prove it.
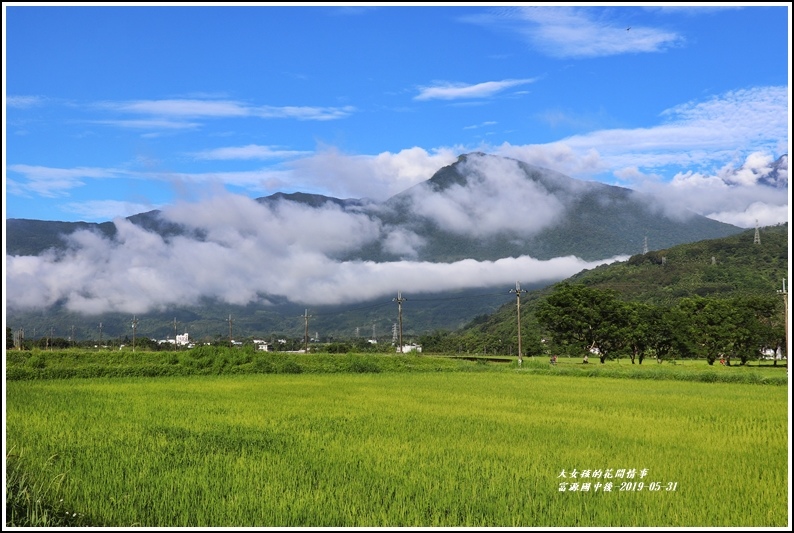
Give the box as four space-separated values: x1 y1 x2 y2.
362 152 744 262
6 153 758 343
453 222 789 345
6 153 744 260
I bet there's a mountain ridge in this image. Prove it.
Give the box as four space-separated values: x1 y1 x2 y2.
6 153 748 261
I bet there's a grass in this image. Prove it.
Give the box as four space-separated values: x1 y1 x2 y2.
5 371 789 527
6 347 787 385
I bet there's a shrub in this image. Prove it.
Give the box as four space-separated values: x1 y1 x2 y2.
280 360 303 374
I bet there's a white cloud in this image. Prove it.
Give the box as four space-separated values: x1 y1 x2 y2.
190 144 312 161
5 193 623 314
62 200 162 221
465 6 683 58
722 152 776 186
97 98 356 122
628 153 789 228
382 228 426 259
92 119 201 130
405 154 567 237
253 105 356 121
415 79 537 101
288 146 460 200
491 84 787 180
6 95 44 108
7 165 122 198
102 99 250 117
704 202 789 228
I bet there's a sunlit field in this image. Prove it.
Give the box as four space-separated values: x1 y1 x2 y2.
6 369 788 527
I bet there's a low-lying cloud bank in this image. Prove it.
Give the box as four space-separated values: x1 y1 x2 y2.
6 147 786 316
6 192 625 315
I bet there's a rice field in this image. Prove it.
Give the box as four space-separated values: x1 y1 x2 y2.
5 371 790 527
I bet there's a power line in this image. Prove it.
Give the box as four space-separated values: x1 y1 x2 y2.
408 291 512 302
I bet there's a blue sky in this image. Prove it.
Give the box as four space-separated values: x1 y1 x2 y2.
4 3 790 226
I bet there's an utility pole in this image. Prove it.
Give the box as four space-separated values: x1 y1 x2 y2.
393 291 406 353
777 279 788 366
510 282 527 366
132 316 139 352
303 309 312 354
227 314 234 347
173 318 178 351
15 327 24 350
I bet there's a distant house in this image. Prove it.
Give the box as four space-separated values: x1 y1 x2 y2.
762 347 786 360
253 339 271 352
398 344 422 354
176 333 190 346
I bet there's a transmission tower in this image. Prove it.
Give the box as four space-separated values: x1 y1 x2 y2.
510 282 527 365
754 220 761 244
643 236 649 255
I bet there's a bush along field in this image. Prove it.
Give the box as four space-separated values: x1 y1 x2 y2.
5 346 788 385
5 350 789 527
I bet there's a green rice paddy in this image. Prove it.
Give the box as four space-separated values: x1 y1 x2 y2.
5 367 789 527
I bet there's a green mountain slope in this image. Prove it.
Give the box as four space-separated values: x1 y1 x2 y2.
454 223 789 345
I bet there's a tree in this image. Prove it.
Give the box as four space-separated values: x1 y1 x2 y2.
728 296 779 365
535 283 628 363
624 302 654 364
673 297 735 365
647 306 677 363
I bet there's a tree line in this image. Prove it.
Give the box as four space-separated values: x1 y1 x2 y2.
420 283 787 366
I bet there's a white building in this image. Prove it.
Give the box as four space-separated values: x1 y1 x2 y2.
253 339 271 352
398 344 422 354
176 333 190 346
